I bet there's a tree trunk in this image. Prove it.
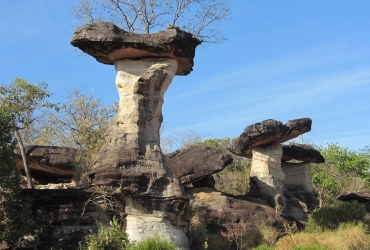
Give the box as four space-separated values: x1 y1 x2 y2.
14 128 34 189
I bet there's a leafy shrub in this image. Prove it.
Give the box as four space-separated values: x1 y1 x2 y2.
127 236 175 250
305 201 366 232
78 216 129 250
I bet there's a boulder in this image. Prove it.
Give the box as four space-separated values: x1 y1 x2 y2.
165 146 233 186
228 118 312 158
187 187 286 242
71 21 202 76
282 144 325 163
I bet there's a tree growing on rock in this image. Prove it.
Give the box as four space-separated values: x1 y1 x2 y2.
0 78 57 189
71 0 230 43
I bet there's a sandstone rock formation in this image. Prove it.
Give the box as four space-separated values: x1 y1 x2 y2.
186 187 286 247
71 21 201 249
229 118 322 221
249 142 285 207
337 191 370 216
166 146 233 186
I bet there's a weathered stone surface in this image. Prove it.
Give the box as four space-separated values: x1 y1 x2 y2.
249 142 285 207
282 162 318 212
124 196 189 250
282 144 325 163
165 146 233 186
228 118 312 158
282 162 315 193
14 146 81 180
187 188 286 240
88 59 184 199
20 189 103 250
71 22 201 75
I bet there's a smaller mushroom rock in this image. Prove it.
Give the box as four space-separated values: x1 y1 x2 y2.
282 144 325 163
228 118 312 158
166 146 233 186
70 21 202 75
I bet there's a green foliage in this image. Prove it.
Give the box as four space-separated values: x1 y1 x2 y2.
0 77 57 132
127 236 176 250
305 201 366 232
198 137 251 195
0 110 34 246
79 216 130 250
311 143 370 207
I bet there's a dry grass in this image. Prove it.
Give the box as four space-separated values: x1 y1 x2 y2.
274 223 370 250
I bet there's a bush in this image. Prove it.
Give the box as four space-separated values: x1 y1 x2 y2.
188 213 208 250
305 201 366 232
127 236 176 250
78 216 129 250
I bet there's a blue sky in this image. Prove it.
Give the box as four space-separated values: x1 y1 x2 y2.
1 1 370 151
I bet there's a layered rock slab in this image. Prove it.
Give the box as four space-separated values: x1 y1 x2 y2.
166 146 233 186
282 144 325 163
71 21 201 75
14 146 82 184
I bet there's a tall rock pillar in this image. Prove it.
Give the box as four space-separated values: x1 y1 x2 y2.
71 22 201 249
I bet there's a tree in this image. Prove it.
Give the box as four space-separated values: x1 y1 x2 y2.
71 0 230 43
0 110 34 246
0 78 57 189
311 143 370 207
37 86 117 182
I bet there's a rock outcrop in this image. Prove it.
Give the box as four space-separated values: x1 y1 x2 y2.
186 187 287 247
14 146 81 183
166 146 233 186
229 118 322 221
71 22 201 249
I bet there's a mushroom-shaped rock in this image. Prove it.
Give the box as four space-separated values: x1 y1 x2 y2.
282 144 325 163
228 118 312 158
71 21 202 75
14 146 80 180
165 146 233 186
337 191 370 202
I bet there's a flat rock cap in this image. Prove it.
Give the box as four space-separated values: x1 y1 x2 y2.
228 118 312 157
71 22 202 75
282 144 325 163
